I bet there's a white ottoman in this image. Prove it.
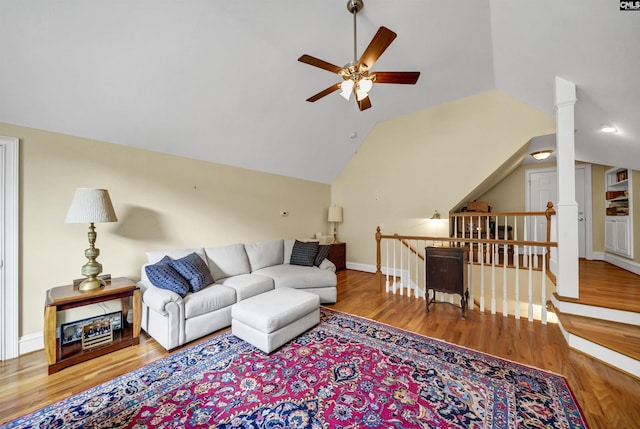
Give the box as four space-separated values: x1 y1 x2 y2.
231 288 320 353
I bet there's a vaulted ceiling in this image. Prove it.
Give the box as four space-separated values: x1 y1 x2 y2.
1 0 638 184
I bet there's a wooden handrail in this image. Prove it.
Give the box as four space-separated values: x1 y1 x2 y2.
375 203 557 292
401 239 425 261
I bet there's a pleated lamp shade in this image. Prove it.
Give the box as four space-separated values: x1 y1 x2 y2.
65 188 118 223
328 206 343 223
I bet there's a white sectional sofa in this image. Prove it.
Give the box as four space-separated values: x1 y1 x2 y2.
137 239 337 350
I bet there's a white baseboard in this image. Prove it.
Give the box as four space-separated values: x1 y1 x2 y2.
345 262 375 273
19 332 43 355
603 253 640 275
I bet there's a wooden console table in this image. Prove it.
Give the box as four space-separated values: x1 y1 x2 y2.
44 277 141 374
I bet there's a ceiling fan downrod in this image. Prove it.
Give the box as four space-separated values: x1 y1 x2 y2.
348 0 363 64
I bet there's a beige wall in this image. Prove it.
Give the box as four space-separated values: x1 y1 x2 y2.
591 164 607 254
634 170 640 260
477 162 609 255
332 90 556 266
0 122 331 337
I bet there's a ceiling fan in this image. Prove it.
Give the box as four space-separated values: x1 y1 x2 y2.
298 0 420 111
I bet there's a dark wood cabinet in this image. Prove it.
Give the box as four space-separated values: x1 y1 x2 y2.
425 246 469 318
328 242 346 271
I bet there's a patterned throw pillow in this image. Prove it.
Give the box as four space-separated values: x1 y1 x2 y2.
290 240 320 267
144 256 190 297
168 252 214 293
314 244 331 266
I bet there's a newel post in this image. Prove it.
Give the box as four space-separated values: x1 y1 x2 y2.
375 226 383 292
545 202 556 270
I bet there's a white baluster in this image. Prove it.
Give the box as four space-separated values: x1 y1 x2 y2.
385 239 390 293
503 244 508 317
479 239 485 313
491 241 496 314
399 240 404 296
414 240 419 299
522 216 528 268
393 241 397 294
466 218 473 308
533 217 546 267
514 243 520 319
541 249 547 324
528 243 534 322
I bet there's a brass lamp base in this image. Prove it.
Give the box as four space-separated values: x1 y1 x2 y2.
77 223 106 292
78 276 107 291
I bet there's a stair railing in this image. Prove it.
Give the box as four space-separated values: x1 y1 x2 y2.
375 203 557 323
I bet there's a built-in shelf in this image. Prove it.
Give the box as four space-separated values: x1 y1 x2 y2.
605 168 633 259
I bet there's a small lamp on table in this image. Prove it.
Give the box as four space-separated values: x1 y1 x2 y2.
65 188 118 291
328 206 343 244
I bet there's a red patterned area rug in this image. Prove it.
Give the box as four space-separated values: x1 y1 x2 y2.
2 308 589 428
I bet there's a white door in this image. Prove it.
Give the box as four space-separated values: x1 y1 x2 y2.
527 169 557 255
526 165 590 259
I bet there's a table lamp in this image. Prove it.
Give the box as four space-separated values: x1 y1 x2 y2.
328 206 343 243
65 188 118 291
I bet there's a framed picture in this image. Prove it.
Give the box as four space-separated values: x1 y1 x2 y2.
60 311 122 346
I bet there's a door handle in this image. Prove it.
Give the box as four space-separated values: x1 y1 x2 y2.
578 217 584 221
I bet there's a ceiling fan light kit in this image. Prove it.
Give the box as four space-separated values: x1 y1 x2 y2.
298 0 420 111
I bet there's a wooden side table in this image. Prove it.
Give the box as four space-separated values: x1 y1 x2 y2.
328 242 346 271
44 277 141 374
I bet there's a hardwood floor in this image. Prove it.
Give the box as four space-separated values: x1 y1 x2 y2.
1 269 640 428
565 259 640 313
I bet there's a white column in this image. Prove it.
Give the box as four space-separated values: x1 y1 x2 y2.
554 77 579 298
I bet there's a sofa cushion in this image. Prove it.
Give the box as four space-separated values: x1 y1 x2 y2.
183 284 236 319
283 239 295 264
290 240 319 267
253 264 337 289
205 243 251 280
144 256 190 297
314 244 331 266
216 274 274 301
169 252 214 293
245 239 284 271
146 247 205 265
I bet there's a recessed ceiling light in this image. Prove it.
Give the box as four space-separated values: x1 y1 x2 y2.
600 125 617 133
350 131 358 139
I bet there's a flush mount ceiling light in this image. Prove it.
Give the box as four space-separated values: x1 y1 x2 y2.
298 0 420 111
531 150 553 160
600 125 618 133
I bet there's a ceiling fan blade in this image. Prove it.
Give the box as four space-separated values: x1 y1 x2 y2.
298 54 343 74
358 96 372 111
373 71 420 85
358 26 397 70
306 83 341 102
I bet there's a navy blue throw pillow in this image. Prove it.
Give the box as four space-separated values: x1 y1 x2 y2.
290 240 320 267
145 256 190 297
168 252 214 293
314 244 331 266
